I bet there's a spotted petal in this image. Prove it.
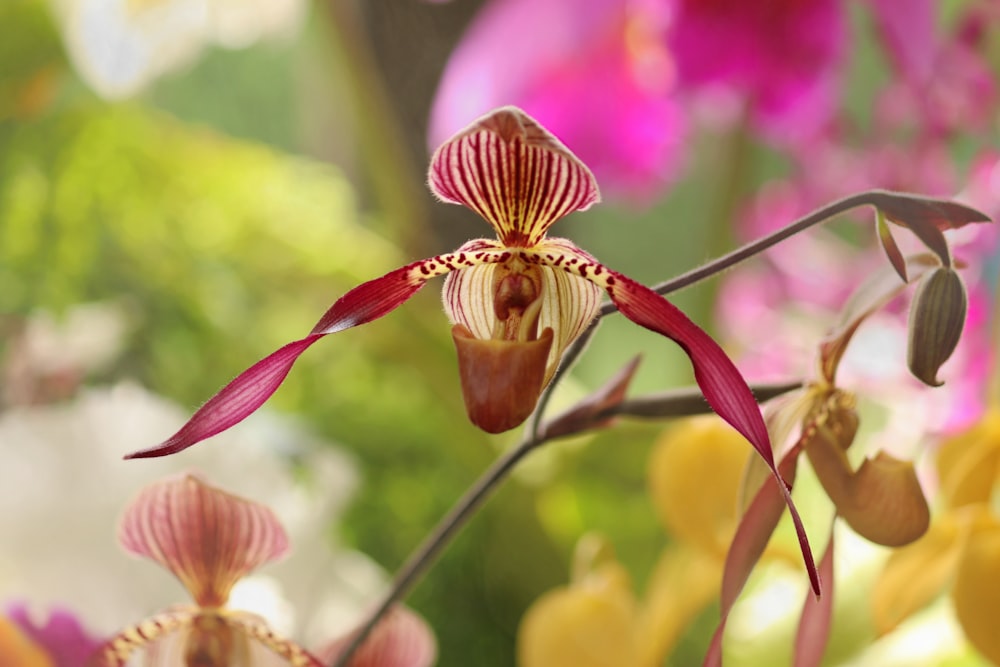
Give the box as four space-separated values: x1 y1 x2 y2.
89 608 194 667
129 249 509 458
91 609 324 667
429 106 600 246
118 474 289 607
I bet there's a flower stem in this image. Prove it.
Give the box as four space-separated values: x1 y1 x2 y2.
330 432 543 667
329 381 800 666
600 190 879 316
534 191 880 440
331 190 914 665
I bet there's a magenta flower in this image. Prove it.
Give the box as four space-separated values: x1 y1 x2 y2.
429 0 685 197
130 106 817 586
669 0 846 142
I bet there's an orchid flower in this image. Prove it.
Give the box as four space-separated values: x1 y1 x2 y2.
131 106 818 589
91 473 324 667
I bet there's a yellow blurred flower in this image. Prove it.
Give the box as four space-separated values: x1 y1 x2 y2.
518 535 639 667
874 407 1000 663
518 416 770 667
0 617 52 667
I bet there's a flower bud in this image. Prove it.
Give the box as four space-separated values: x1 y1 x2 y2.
451 324 553 433
907 267 967 387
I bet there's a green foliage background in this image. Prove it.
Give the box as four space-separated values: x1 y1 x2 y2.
4 1 994 666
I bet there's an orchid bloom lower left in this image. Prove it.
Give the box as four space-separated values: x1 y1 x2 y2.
129 106 818 590
91 473 322 667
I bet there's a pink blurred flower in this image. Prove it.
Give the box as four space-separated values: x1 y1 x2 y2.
429 0 685 199
668 0 847 143
869 0 998 136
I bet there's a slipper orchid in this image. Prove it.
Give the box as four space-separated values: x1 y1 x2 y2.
129 106 817 589
90 473 323 667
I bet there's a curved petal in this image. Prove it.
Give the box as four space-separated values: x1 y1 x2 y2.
128 248 508 458
518 561 638 667
936 408 1000 509
92 609 323 667
316 606 437 667
537 262 603 380
953 522 1000 664
118 474 289 606
871 516 962 635
443 262 499 341
429 107 600 246
89 608 194 667
532 241 819 594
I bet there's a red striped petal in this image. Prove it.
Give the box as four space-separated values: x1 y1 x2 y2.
317 606 437 667
429 107 600 246
118 474 289 607
128 249 508 459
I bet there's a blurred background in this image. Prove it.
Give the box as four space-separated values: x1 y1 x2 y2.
1 0 999 665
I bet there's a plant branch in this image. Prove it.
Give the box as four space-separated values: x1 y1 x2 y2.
329 431 543 667
329 381 801 666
